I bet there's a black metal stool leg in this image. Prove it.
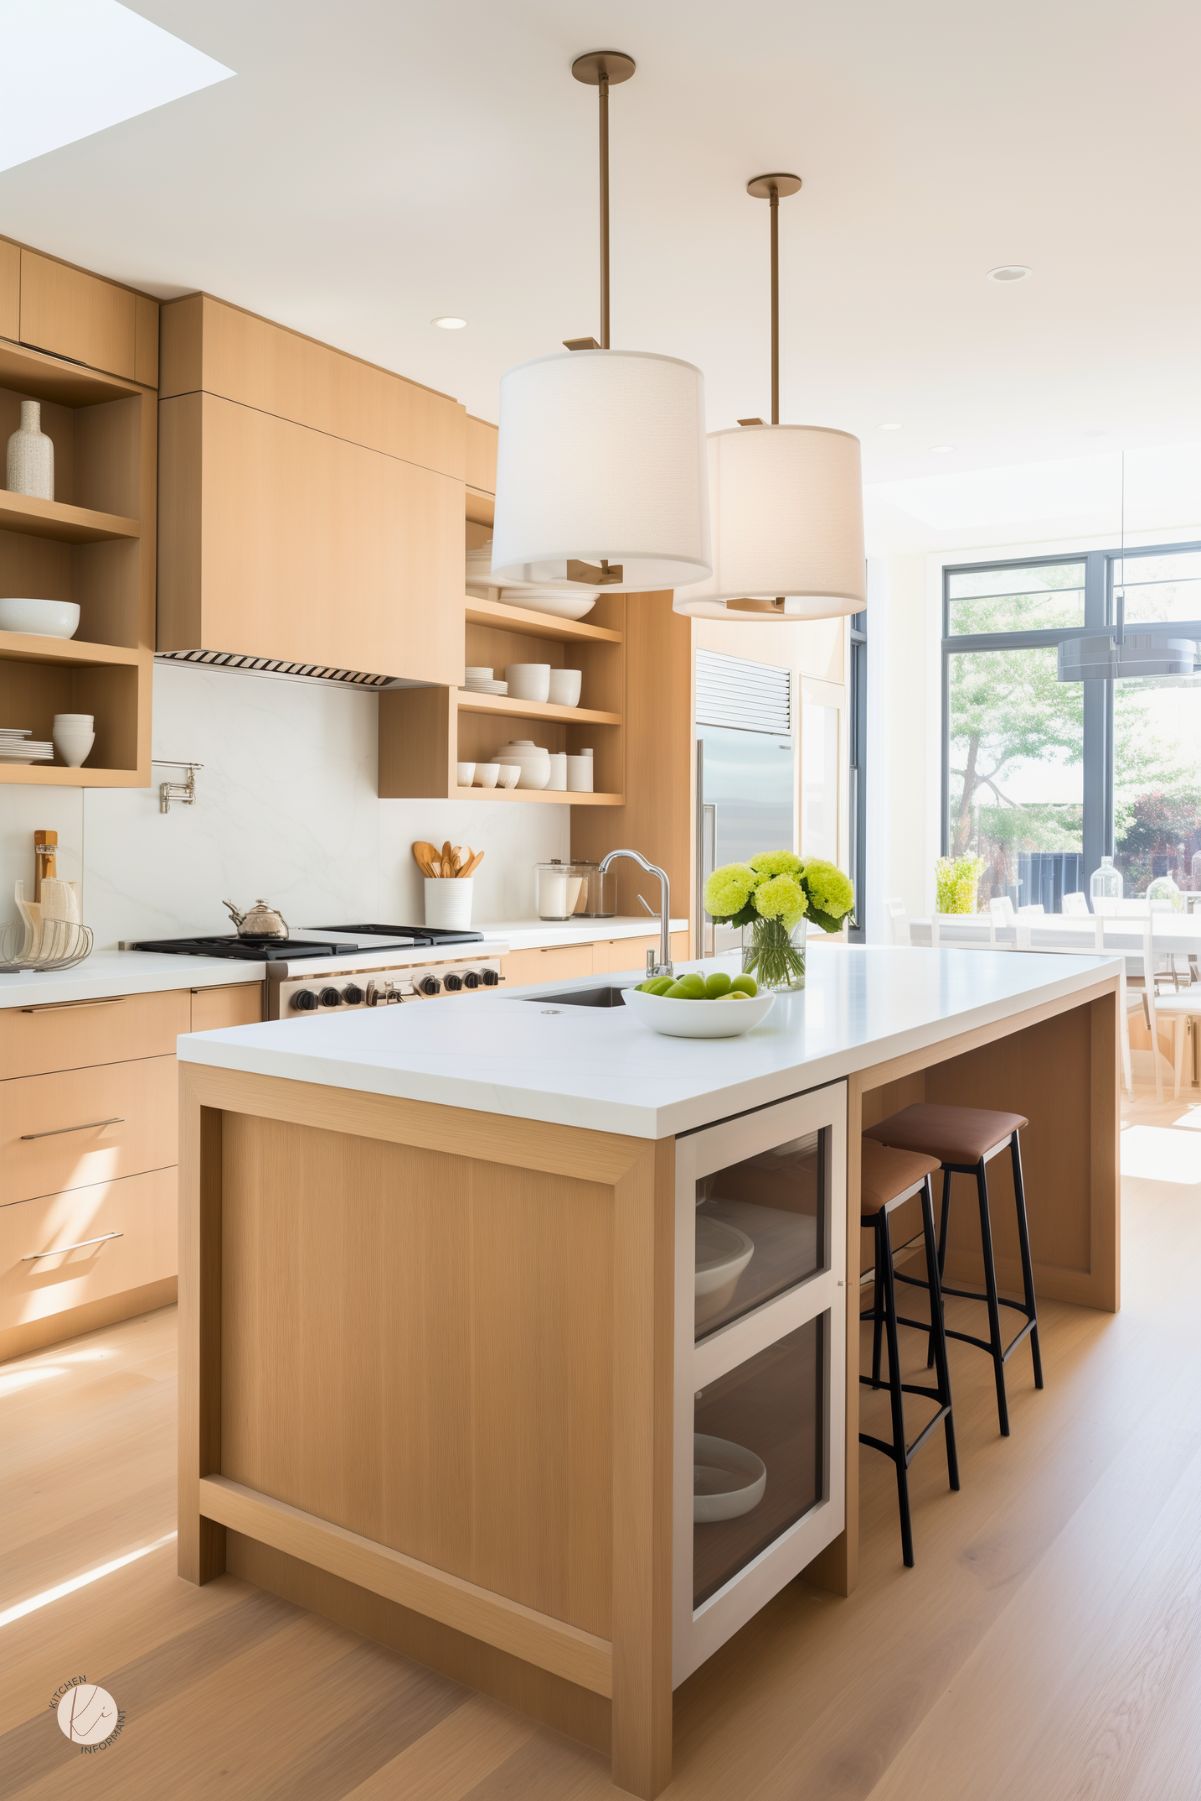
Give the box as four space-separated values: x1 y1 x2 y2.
974 1157 1010 1437
871 1256 884 1387
878 1210 914 1567
926 1166 953 1370
918 1175 959 1492
1010 1132 1044 1389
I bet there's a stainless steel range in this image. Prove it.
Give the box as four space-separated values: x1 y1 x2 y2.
131 923 504 1019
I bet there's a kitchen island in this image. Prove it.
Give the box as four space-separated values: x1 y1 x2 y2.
176 944 1121 1799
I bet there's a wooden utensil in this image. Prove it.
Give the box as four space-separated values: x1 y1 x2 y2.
412 840 439 876
440 840 454 878
460 849 485 878
33 829 57 902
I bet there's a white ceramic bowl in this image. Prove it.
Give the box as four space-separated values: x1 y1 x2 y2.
0 597 80 639
474 762 501 789
498 588 597 621
695 1214 755 1324
456 761 476 787
548 668 583 708
506 663 552 704
621 986 776 1039
693 1434 767 1523
495 763 521 789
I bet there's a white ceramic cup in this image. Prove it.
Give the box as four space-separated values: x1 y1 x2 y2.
52 713 95 768
505 663 551 703
424 876 473 930
547 752 567 791
566 753 594 792
456 761 476 787
495 763 521 789
474 762 501 788
548 668 582 708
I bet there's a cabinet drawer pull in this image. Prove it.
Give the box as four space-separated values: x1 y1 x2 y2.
19 1115 125 1141
18 996 125 1014
22 1231 124 1261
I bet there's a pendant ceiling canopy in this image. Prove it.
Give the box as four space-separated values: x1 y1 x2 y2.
491 51 711 594
674 174 866 622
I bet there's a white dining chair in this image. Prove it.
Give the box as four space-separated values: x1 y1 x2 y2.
1017 903 1045 916
885 897 912 947
989 896 1015 924
1141 918 1201 1100
1062 892 1089 916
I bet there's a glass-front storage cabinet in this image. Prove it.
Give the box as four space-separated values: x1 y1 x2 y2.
673 1084 847 1683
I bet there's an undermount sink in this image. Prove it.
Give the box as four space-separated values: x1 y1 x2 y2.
520 983 636 1008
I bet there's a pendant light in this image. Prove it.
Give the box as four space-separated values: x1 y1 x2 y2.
673 174 866 621
1058 454 1199 680
491 52 711 593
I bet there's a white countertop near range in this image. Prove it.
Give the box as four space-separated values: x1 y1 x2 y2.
482 916 689 952
0 950 272 1010
177 942 1122 1140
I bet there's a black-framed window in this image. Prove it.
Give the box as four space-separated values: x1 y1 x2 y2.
942 544 1201 905
849 608 866 939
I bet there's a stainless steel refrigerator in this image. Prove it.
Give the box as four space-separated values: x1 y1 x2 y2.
694 650 795 953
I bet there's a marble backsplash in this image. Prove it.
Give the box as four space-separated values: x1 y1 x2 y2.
0 662 568 947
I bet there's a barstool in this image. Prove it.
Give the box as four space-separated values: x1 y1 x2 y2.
865 1105 1043 1437
859 1138 959 1568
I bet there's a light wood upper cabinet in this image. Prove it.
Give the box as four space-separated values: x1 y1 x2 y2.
18 249 151 385
0 240 18 341
159 391 464 683
160 294 465 479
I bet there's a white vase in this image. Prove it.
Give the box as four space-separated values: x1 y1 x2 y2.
6 400 54 499
52 713 94 768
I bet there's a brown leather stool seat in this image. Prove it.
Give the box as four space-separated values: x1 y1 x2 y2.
865 1101 1043 1439
858 1137 958 1567
860 1138 940 1214
865 1104 1027 1167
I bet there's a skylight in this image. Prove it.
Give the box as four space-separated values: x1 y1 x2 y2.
0 0 233 174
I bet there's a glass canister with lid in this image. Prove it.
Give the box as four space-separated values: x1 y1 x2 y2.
534 860 591 921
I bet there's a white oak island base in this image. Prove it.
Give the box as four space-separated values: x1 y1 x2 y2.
178 958 1120 1798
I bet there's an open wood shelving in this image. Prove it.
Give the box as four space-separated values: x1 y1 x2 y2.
0 325 156 787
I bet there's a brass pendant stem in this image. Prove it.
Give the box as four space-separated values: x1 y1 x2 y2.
769 182 780 425
598 70 611 349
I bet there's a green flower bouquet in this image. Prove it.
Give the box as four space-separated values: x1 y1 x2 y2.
935 854 985 915
704 851 855 991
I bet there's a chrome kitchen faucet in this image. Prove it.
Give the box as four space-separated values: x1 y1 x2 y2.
598 848 673 979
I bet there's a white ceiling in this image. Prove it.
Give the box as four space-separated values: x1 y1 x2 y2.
4 0 1201 489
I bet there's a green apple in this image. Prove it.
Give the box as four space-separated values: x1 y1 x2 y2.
666 974 706 1000
704 970 733 998
730 973 759 997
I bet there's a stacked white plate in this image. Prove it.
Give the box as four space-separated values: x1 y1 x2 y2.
463 677 508 696
0 728 52 764
466 546 599 622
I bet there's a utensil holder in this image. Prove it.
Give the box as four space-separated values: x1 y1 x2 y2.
424 877 474 930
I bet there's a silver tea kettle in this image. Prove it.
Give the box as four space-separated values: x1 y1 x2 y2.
223 897 289 939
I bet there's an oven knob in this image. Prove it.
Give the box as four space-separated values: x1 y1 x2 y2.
443 972 463 991
418 974 442 996
341 983 364 1005
481 967 500 987
463 969 481 990
290 989 318 1012
318 986 342 1008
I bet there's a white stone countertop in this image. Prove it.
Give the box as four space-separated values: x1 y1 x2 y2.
176 942 1122 1140
479 916 689 951
0 950 271 1010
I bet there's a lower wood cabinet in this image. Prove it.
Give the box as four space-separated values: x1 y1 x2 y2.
0 1054 177 1206
0 979 263 1361
0 1166 176 1362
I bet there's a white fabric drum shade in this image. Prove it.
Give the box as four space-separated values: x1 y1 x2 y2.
673 424 865 619
492 349 711 592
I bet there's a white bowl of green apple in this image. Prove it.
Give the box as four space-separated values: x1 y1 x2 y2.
621 969 775 1038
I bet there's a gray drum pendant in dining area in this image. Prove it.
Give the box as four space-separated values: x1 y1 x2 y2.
490 51 711 595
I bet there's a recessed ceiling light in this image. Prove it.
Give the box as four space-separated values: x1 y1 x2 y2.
931 444 955 454
879 422 902 431
0 0 232 174
432 316 467 331
987 265 1031 282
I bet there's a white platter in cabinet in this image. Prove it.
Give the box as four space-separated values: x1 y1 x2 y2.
672 1083 847 1686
